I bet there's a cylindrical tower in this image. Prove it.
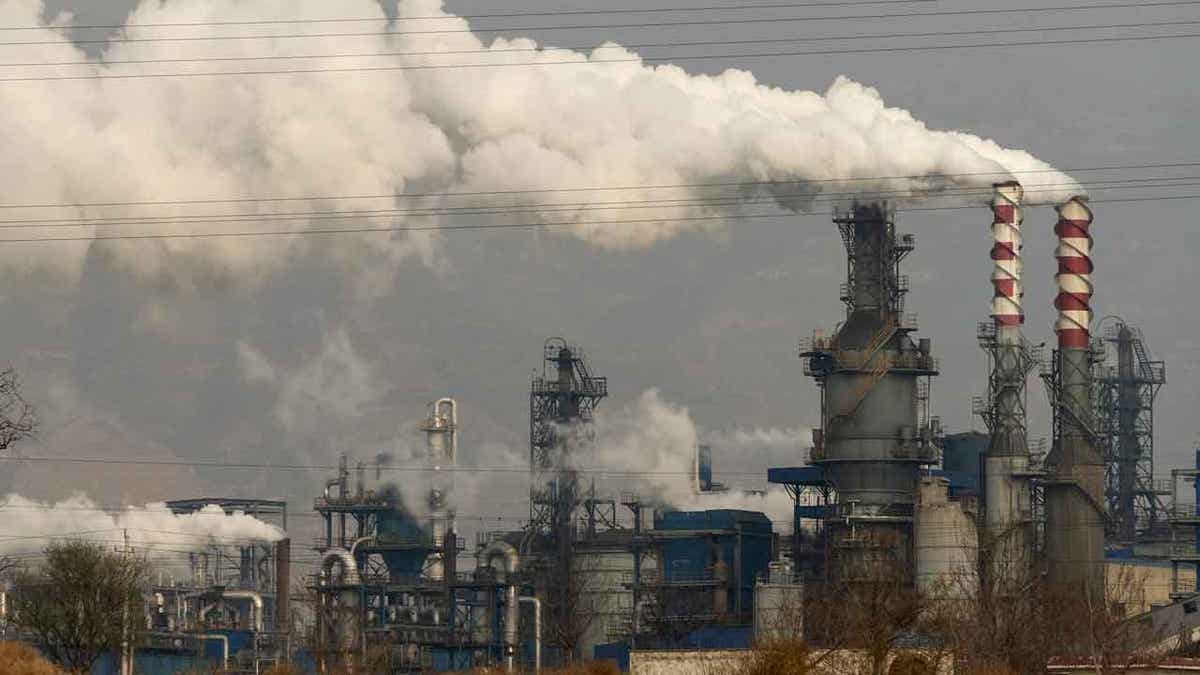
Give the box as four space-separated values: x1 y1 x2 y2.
421 398 457 581
1045 196 1105 599
981 182 1035 585
803 203 939 584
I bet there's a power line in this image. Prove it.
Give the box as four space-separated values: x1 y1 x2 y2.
0 175 1190 231
4 0 1196 47
0 193 1194 245
2 160 1194 211
5 19 1195 68
0 453 765 477
3 32 1198 82
0 0 941 32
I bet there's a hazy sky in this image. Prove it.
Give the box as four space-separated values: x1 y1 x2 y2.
3 0 1199 547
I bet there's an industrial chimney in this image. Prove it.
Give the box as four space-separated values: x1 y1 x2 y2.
979 182 1036 585
1044 196 1105 601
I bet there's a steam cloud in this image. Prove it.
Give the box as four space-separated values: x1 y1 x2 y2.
0 494 284 563
586 389 796 530
1 0 1081 287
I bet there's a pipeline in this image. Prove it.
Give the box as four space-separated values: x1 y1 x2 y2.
478 541 520 672
321 548 362 586
519 596 542 673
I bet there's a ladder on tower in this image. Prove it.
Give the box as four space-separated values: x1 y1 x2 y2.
833 319 898 422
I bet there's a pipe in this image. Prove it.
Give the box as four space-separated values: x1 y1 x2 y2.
520 596 542 673
479 541 520 672
321 548 362 585
197 634 229 669
479 540 519 580
220 591 265 632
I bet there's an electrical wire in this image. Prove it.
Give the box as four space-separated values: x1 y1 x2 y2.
5 19 1197 69
0 174 1189 231
0 193 1194 245
3 32 1198 82
0 0 943 32
1 160 1194 210
5 0 1197 48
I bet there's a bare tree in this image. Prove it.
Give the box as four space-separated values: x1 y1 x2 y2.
9 540 145 674
0 368 36 451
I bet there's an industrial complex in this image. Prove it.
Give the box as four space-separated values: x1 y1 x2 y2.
6 188 1200 674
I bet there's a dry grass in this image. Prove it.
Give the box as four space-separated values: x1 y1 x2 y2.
734 638 812 675
0 642 66 675
465 663 619 675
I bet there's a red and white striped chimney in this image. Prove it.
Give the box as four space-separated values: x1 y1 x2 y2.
1054 197 1094 349
991 182 1024 344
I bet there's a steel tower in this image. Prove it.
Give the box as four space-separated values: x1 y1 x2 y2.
1095 321 1166 542
801 203 939 584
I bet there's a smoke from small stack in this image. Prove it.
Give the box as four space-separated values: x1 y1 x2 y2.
0 493 284 560
583 389 798 529
0 0 1081 290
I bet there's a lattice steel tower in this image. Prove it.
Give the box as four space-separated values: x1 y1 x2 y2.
527 338 608 542
1095 320 1166 542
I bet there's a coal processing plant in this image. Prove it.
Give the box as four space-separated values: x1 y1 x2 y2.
288 186 1200 671
23 188 1200 674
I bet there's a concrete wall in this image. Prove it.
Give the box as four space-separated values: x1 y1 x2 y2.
1108 559 1175 616
629 648 954 675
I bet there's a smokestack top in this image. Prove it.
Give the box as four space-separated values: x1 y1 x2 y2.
990 182 1024 333
1054 196 1094 349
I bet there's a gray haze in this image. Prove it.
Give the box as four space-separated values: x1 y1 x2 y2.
3 0 1199 550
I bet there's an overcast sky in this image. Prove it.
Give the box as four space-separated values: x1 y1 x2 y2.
2 0 1198 547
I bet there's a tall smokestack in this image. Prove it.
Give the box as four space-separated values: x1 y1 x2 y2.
275 538 291 634
1045 196 1104 601
981 182 1034 585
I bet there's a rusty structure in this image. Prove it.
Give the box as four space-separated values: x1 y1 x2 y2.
801 202 940 584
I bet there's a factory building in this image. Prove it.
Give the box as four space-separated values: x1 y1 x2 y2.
21 189 1200 674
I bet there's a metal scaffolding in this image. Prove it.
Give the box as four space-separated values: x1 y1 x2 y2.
1094 320 1167 541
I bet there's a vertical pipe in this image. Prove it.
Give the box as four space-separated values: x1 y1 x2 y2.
520 596 542 673
505 585 518 672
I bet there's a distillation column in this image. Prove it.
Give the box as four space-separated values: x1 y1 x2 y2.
421 398 458 581
1045 196 1105 599
803 203 938 584
982 182 1035 584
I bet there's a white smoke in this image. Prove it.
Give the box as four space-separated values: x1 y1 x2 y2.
0 493 284 564
0 0 1081 286
586 389 794 530
239 326 383 434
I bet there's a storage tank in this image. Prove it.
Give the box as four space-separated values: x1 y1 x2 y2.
914 477 978 599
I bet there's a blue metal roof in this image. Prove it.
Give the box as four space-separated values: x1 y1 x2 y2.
767 466 827 487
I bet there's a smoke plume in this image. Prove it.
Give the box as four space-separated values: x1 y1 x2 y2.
586 389 795 529
0 493 284 563
0 0 1081 287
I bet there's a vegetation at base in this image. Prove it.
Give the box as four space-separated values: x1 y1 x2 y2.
0 642 66 675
